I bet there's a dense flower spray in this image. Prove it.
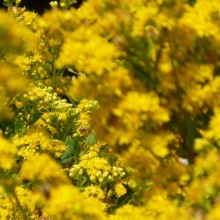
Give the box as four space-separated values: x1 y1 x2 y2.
1 0 220 219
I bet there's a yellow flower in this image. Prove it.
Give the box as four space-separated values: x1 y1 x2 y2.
207 204 220 220
43 184 106 220
179 0 219 37
19 154 68 184
204 108 220 145
110 204 147 220
0 136 17 170
79 152 111 178
15 186 39 219
0 63 29 93
56 26 119 75
82 185 105 201
122 141 159 179
132 5 158 37
146 132 174 158
115 183 126 197
114 91 170 124
13 123 66 159
0 193 15 219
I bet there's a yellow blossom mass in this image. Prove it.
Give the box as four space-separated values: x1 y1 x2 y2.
2 0 220 219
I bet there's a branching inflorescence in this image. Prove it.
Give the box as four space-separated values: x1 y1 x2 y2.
1 0 220 219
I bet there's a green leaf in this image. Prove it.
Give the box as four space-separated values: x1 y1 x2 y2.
186 120 198 149
3 3 9 6
61 137 74 157
56 67 65 77
118 193 131 206
65 136 75 148
77 176 88 188
14 118 23 134
67 67 78 74
86 131 97 147
22 181 32 189
61 156 73 164
73 139 80 160
61 136 80 164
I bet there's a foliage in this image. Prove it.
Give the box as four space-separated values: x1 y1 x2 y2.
1 0 220 219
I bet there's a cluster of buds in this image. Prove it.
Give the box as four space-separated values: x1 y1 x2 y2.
112 166 126 179
12 83 80 137
69 165 84 178
77 99 98 113
20 83 78 117
49 1 58 8
44 112 69 124
22 83 72 111
69 164 126 185
50 0 77 8
89 165 126 184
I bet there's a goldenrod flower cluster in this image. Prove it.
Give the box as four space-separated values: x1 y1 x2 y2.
2 0 220 219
